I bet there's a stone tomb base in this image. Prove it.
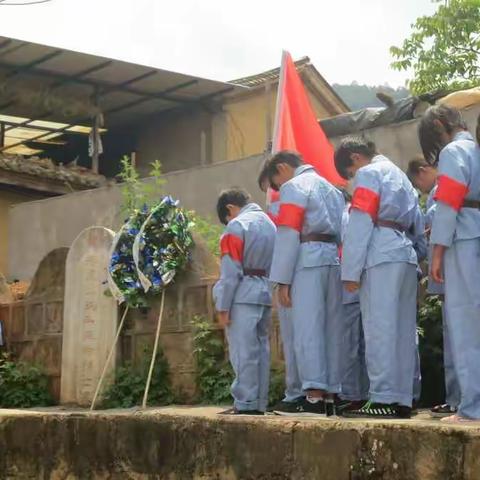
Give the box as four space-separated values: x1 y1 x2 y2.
0 407 479 479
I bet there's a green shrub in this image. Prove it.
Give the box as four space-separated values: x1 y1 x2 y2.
191 215 223 257
417 293 445 407
268 366 286 407
101 347 173 409
0 353 52 408
192 316 233 404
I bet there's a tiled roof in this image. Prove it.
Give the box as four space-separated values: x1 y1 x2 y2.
230 57 311 88
0 154 106 189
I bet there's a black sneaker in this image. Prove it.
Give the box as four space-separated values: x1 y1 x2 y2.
274 398 326 417
336 400 367 416
430 404 457 418
342 401 412 419
218 407 264 416
269 397 304 415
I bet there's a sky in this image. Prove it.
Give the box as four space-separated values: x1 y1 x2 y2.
0 0 438 87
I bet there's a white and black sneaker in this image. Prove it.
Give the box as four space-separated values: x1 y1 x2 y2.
274 397 326 417
342 401 411 419
430 404 457 418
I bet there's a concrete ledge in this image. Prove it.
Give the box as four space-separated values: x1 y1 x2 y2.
0 406 479 479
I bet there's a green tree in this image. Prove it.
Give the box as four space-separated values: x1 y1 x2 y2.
390 0 480 94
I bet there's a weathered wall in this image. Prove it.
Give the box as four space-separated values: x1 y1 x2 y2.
8 154 266 281
0 189 45 277
329 103 480 171
135 80 341 175
1 237 284 403
135 108 215 176
1 408 480 479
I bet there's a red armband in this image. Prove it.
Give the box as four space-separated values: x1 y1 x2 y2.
351 187 380 221
434 175 469 211
220 234 244 262
277 203 305 232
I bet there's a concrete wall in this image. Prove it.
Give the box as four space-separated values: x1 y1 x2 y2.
330 103 480 171
0 188 45 277
135 108 215 176
9 103 480 282
2 409 480 479
136 81 341 175
8 154 267 281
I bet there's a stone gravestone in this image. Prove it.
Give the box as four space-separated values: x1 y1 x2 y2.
60 227 117 406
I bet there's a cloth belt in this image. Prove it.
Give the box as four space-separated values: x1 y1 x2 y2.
463 199 480 209
300 233 337 243
243 268 267 277
375 219 406 232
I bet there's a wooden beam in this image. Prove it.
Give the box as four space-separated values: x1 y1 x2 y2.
0 169 89 195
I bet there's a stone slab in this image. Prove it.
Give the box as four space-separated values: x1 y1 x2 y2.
60 227 117 406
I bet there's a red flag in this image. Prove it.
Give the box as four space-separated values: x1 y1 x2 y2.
271 51 346 189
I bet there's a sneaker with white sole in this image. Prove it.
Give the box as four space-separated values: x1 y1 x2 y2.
430 404 457 418
342 401 412 419
274 398 326 417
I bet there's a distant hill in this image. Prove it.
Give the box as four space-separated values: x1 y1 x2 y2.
333 83 410 111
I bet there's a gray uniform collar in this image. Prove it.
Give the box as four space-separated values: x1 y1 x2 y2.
239 203 262 215
454 130 474 142
294 164 314 176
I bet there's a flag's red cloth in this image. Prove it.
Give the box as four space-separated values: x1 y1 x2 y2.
272 52 346 187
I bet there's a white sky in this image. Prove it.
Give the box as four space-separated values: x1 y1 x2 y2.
0 0 438 87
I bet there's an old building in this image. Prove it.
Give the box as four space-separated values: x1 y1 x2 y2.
0 35 347 276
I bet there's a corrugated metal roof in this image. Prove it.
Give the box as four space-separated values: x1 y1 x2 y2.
0 35 246 154
230 57 311 88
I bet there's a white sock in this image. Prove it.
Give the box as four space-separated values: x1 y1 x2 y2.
306 396 323 404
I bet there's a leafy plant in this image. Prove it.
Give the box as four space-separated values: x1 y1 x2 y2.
190 214 223 257
118 156 166 216
101 347 173 409
417 293 445 406
192 316 233 404
390 0 480 94
143 160 166 202
0 353 52 408
268 365 286 407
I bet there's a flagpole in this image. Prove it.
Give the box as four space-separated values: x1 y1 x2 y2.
271 50 288 154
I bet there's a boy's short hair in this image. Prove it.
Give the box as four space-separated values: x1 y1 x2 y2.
334 137 377 180
406 155 430 182
262 150 304 189
257 162 270 192
418 105 467 164
216 187 251 225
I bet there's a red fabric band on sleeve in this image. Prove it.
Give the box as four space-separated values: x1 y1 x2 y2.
277 203 305 232
220 233 244 262
434 174 469 211
351 187 380 221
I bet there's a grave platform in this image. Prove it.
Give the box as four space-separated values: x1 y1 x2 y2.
0 406 479 479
